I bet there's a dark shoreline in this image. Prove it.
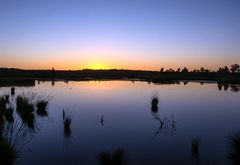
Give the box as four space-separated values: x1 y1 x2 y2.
0 68 240 87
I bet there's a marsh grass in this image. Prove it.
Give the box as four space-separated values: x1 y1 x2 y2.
0 91 52 165
16 95 34 113
4 107 14 123
226 132 240 165
111 148 127 165
36 101 48 116
11 87 15 96
98 151 111 165
16 95 35 129
0 138 17 165
151 98 158 105
0 119 32 165
0 94 9 109
62 110 72 138
150 93 177 136
36 96 51 117
151 105 158 113
97 148 127 165
151 93 159 113
151 94 158 105
64 117 72 138
192 136 201 160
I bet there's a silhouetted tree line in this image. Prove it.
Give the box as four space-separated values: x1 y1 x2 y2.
1 64 240 73
159 64 240 73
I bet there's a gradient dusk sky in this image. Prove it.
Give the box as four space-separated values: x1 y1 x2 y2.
0 0 240 70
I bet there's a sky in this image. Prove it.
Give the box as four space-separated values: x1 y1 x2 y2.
0 0 240 70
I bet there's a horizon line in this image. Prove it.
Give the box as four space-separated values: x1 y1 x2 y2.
0 64 239 72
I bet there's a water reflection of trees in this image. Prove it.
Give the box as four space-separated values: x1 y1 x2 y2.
217 83 240 92
0 89 51 164
150 94 176 136
152 81 240 93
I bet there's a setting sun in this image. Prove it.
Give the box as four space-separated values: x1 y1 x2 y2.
88 63 108 70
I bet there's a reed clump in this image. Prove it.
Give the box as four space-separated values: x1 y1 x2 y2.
16 95 35 129
97 148 127 165
0 138 17 165
36 100 49 117
192 136 200 160
0 95 9 110
227 132 240 164
4 107 14 123
151 93 159 113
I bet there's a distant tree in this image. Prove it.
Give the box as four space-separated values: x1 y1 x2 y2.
205 69 210 73
199 67 211 73
224 66 230 73
165 68 175 72
230 64 240 73
160 67 164 72
177 68 181 72
181 67 188 73
217 67 222 73
200 67 205 73
52 67 55 71
218 66 230 73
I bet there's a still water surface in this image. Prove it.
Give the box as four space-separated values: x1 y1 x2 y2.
1 80 240 165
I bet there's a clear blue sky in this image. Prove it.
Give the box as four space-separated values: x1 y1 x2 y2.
0 0 239 70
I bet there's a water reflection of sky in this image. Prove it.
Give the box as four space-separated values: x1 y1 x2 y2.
1 81 240 165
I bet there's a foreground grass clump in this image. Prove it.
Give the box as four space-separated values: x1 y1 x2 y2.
0 119 33 165
97 148 127 165
227 132 240 165
0 138 17 165
0 91 52 165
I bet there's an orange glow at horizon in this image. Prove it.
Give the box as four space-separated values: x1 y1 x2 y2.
0 59 230 71
0 50 236 71
87 63 109 70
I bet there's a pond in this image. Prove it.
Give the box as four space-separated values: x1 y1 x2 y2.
0 80 240 165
